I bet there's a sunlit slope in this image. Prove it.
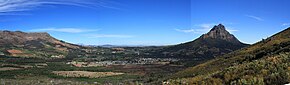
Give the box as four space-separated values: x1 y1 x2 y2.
169 27 290 85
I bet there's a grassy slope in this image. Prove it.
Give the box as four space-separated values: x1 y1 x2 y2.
169 27 290 84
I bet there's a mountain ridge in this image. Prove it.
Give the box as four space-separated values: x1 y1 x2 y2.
0 30 79 49
150 24 248 60
0 30 82 58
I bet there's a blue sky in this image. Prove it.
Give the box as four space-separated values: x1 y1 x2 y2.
0 0 289 45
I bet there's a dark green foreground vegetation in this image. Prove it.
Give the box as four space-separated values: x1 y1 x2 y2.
0 58 141 84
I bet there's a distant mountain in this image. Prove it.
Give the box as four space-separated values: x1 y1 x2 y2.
99 44 124 48
169 26 290 84
152 24 248 59
0 30 82 58
99 44 154 48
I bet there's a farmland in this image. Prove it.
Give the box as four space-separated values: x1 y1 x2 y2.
52 71 124 78
0 56 185 84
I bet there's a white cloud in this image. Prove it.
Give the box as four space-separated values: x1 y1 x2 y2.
86 34 134 38
227 29 239 33
199 23 216 29
29 28 98 33
176 23 216 34
282 23 290 26
174 29 195 33
245 15 264 21
0 0 117 15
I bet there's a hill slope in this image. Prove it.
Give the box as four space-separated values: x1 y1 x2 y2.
152 24 248 60
169 27 290 84
0 30 81 58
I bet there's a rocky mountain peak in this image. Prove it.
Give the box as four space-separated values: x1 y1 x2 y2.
210 24 226 32
156 24 248 59
201 24 240 43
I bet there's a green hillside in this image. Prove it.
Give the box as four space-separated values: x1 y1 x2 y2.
168 27 290 85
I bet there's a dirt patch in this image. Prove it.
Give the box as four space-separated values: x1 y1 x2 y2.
0 67 22 71
1 64 33 68
52 71 124 78
105 64 186 76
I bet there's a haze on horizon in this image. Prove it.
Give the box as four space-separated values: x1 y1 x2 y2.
0 0 289 46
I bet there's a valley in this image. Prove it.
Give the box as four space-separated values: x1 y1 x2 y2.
0 24 251 84
1 0 289 85
0 24 290 85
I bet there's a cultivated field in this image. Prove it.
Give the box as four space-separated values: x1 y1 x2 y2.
0 67 22 71
52 71 124 78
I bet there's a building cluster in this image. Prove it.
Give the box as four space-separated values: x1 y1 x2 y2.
51 55 65 58
67 58 179 67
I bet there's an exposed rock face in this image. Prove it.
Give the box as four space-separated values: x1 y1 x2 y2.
0 30 81 58
202 24 240 43
0 31 49 44
0 30 79 49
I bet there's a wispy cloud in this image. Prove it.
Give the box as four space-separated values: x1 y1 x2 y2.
227 29 239 33
245 15 264 21
0 0 118 15
175 23 238 34
29 28 98 33
226 27 239 33
176 23 216 34
282 23 290 26
86 34 134 38
174 29 195 33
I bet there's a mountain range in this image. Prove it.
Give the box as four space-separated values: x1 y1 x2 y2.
0 24 247 60
0 24 290 84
